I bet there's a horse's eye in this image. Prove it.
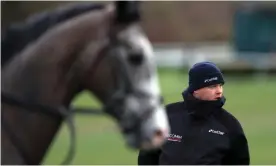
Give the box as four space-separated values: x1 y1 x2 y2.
127 53 144 66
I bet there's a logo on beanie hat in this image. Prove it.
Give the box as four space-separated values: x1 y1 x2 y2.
204 77 218 83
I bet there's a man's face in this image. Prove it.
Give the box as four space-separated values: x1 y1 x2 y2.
193 84 223 101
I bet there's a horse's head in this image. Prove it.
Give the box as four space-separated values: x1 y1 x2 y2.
1 2 170 158
80 2 170 150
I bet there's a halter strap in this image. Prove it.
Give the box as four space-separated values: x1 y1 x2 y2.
1 92 102 165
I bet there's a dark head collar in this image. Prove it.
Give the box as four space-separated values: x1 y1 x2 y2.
182 89 226 118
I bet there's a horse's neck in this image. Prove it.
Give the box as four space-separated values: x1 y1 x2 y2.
3 5 115 102
1 43 80 164
1 7 114 164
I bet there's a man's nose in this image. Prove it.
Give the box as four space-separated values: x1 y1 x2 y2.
216 86 223 95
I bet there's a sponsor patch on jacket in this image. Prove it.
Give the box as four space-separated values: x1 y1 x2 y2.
167 133 182 142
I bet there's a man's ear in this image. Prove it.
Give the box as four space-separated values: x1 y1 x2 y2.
193 89 201 99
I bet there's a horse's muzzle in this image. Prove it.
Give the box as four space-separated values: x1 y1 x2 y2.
123 105 170 150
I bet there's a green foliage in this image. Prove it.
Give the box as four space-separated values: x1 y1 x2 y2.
43 68 276 164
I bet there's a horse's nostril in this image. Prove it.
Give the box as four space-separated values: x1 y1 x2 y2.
154 129 164 137
152 129 167 147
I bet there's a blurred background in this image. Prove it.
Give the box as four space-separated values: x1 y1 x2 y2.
2 1 276 164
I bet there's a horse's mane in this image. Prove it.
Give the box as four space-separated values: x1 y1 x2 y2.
1 3 105 67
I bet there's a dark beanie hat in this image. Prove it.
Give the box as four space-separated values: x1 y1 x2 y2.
187 61 225 93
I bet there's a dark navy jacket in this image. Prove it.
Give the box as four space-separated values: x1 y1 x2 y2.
138 90 250 165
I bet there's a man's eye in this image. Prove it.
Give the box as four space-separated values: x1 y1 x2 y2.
208 85 216 88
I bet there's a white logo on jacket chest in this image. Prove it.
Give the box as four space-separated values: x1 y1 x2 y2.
208 129 224 135
167 133 182 142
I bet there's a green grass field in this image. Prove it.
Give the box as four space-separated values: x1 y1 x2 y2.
43 68 276 165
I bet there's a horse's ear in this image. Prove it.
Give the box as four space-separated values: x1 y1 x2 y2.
115 1 141 24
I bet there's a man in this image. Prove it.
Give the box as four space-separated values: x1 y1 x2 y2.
138 61 250 165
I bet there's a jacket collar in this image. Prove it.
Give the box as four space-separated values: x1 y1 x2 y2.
182 89 226 118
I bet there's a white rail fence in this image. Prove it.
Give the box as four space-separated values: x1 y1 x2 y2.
153 42 276 70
